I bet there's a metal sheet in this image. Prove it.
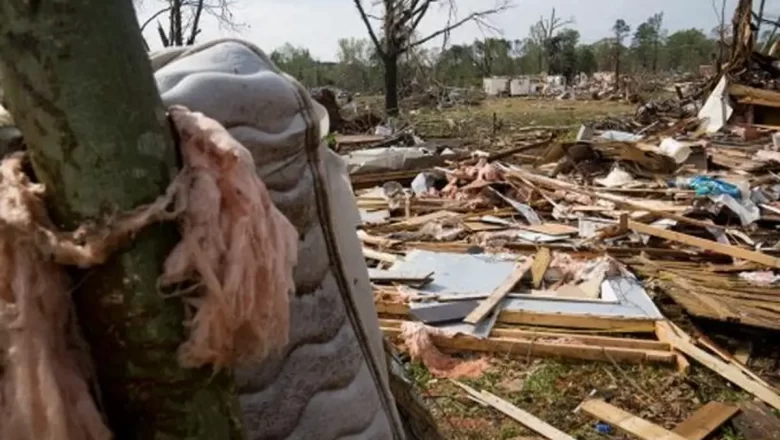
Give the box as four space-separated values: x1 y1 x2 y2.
391 250 663 321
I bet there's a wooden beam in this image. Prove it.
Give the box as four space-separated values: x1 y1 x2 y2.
381 326 675 365
531 247 552 289
368 269 432 284
654 320 691 375
729 83 780 104
628 220 780 269
375 300 659 333
380 319 670 351
454 381 576 440
672 402 739 440
581 399 689 440
363 247 402 264
656 321 780 411
464 261 531 325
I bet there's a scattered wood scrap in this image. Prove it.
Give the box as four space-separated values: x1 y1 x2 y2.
349 48 780 437
464 260 531 325
381 319 675 365
530 247 552 288
672 401 739 440
580 399 688 440
655 321 780 411
454 381 576 440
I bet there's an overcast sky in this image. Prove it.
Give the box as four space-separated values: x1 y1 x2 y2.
136 0 755 61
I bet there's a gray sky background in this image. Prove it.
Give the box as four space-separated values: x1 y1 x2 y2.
136 0 760 61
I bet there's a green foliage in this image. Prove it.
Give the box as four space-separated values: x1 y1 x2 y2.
267 12 723 95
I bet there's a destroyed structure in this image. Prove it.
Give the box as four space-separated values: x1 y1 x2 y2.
330 0 780 437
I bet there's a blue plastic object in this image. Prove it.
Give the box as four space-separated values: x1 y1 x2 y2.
594 422 613 434
687 176 742 199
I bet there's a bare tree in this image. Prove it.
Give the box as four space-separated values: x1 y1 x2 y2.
354 0 512 116
612 19 631 91
648 13 664 72
138 0 243 48
530 8 575 72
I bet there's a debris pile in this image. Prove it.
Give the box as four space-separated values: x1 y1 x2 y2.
347 3 780 435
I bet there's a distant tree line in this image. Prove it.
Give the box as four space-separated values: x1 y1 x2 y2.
270 10 754 96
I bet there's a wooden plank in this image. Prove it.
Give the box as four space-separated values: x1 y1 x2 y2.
381 326 675 365
656 322 780 411
367 269 433 284
435 291 616 304
729 83 780 104
380 318 669 351
672 402 739 440
363 247 401 264
357 230 400 247
654 321 691 375
628 220 780 269
377 210 460 232
581 399 688 440
375 299 659 333
531 248 552 289
520 223 578 236
453 382 576 440
464 261 531 325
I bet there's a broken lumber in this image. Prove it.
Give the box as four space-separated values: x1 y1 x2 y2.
509 169 722 230
656 321 780 411
580 399 688 440
380 319 670 351
531 247 552 288
672 402 739 440
382 324 675 365
454 381 576 440
654 321 691 375
628 220 780 269
376 299 659 333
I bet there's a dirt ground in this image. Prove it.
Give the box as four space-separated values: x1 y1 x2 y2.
380 96 770 440
355 95 635 141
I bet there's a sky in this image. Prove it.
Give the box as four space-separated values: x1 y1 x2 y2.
135 0 759 61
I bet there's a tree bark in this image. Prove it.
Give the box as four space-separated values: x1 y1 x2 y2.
614 47 621 92
0 1 244 439
384 53 400 116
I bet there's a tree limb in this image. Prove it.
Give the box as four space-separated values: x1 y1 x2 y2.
405 1 512 52
353 0 386 57
157 21 170 47
140 6 172 32
187 0 206 45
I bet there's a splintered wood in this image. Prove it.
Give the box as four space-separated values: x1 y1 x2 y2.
356 95 780 428
672 402 739 440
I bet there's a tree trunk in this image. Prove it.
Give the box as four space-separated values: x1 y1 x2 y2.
0 1 244 439
614 47 621 92
171 0 184 46
384 53 400 117
652 41 658 72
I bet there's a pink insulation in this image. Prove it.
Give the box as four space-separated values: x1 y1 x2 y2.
162 106 299 369
0 154 112 440
0 105 299 439
400 322 489 379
